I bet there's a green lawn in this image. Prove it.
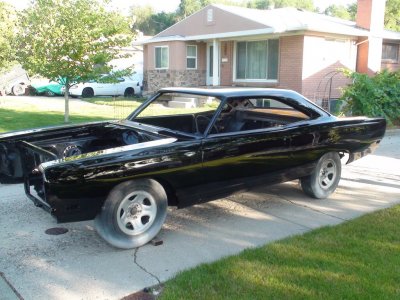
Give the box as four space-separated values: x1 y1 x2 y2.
160 205 400 299
0 95 215 132
0 96 141 132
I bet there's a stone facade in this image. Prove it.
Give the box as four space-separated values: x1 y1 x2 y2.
144 69 206 94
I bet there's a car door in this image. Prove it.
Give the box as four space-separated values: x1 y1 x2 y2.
95 75 116 96
198 96 316 199
114 78 127 96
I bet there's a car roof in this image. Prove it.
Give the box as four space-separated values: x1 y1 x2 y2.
157 87 330 117
158 87 305 99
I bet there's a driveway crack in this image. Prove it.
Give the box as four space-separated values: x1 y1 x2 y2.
277 193 348 221
134 248 161 285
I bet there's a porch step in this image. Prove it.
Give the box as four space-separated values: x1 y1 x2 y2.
168 100 195 108
169 96 198 108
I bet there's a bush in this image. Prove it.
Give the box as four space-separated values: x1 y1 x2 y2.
340 69 400 125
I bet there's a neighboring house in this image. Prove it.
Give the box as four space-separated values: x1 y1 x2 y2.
139 0 400 108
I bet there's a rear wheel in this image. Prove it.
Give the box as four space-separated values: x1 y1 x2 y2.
94 179 167 249
301 152 341 199
82 87 94 98
124 87 135 98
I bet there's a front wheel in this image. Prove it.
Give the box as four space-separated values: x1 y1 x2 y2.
94 179 167 249
300 152 341 199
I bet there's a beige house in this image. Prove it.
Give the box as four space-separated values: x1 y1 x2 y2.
140 0 400 105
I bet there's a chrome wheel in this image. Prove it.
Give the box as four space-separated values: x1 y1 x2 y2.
318 158 337 190
300 152 341 199
94 179 167 249
117 190 157 236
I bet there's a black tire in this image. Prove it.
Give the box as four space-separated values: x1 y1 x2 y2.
124 87 135 98
94 179 167 249
300 152 341 199
45 90 55 97
82 87 94 98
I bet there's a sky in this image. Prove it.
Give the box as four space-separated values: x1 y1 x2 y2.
3 0 357 13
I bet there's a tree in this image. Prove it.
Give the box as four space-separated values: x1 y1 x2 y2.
131 5 177 35
0 1 17 72
149 12 177 35
247 0 315 11
324 5 353 20
131 5 156 35
177 0 210 19
385 0 400 31
16 0 133 122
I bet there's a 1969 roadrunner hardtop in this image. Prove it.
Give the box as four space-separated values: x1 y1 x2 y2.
0 88 386 248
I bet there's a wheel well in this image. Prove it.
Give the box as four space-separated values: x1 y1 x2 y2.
124 87 135 96
153 177 178 206
82 87 94 97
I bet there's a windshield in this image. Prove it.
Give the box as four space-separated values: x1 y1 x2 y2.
131 92 221 135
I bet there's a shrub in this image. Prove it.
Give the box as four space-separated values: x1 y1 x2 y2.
340 69 400 125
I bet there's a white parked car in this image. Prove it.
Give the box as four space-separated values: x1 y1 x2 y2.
69 76 141 98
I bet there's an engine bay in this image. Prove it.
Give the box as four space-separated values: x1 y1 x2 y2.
32 123 157 159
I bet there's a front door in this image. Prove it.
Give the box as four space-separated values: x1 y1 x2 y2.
206 44 217 85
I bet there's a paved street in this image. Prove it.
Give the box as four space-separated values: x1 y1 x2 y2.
0 131 399 300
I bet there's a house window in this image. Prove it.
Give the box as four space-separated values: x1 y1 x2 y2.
186 45 197 69
382 43 399 62
235 39 279 81
155 46 169 69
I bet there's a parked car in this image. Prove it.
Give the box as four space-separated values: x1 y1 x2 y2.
0 88 386 249
68 76 141 98
31 82 64 96
0 65 30 96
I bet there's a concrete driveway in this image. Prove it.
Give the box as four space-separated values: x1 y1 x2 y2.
1 131 399 300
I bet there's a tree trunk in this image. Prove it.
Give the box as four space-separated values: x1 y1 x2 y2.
64 85 70 123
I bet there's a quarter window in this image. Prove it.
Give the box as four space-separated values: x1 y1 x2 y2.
236 39 279 80
186 45 197 69
155 46 169 69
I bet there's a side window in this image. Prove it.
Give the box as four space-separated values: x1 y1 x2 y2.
155 46 169 69
186 45 197 69
215 97 310 134
250 98 292 109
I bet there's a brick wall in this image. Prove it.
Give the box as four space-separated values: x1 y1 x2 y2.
144 70 206 94
381 61 400 72
278 36 304 93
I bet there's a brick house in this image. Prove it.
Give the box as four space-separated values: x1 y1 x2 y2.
140 0 400 104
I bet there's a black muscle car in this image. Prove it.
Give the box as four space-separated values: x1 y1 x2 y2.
0 88 386 249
